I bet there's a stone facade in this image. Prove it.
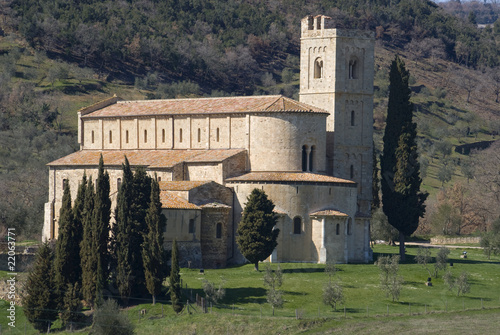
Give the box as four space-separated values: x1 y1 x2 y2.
43 15 374 267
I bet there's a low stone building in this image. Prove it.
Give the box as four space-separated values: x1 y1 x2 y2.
43 15 375 266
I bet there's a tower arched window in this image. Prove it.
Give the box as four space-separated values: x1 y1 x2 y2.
349 59 358 79
336 223 340 235
216 222 222 239
179 128 183 143
351 110 355 126
216 128 220 142
125 130 129 144
302 145 308 172
162 129 165 143
309 146 315 172
144 130 148 143
91 131 95 144
109 130 112 144
117 178 122 190
293 217 302 234
62 179 68 191
198 128 201 142
314 58 323 79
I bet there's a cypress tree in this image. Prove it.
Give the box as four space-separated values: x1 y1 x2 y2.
236 188 279 271
130 166 152 294
80 177 99 308
94 155 111 288
61 283 83 331
380 56 428 261
22 242 59 332
142 176 167 305
53 182 76 307
372 143 381 211
72 173 87 285
113 157 134 302
169 239 183 313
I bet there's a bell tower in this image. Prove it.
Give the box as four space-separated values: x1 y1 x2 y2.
299 15 374 215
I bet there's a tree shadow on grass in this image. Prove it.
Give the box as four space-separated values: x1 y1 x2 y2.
222 287 267 304
282 267 344 274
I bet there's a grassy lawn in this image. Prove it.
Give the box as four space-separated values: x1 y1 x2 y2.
1 244 499 334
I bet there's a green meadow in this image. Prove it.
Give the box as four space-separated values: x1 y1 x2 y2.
1 244 499 334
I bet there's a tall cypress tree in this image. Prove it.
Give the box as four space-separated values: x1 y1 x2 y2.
372 143 381 211
236 188 279 271
80 177 99 308
94 155 111 288
113 157 134 302
22 242 59 332
381 56 427 261
169 239 183 313
53 182 76 307
129 166 152 294
142 176 167 305
72 173 87 285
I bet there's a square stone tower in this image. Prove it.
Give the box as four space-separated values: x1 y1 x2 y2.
299 15 374 215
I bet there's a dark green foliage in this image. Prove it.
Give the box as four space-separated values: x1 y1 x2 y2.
380 56 427 261
236 189 279 271
142 176 167 305
80 177 100 308
113 157 134 301
22 242 58 332
481 217 500 259
94 155 111 289
53 182 77 307
71 173 87 284
372 144 381 211
90 299 134 335
61 283 83 330
170 239 183 313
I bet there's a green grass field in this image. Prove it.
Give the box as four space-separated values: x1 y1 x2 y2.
1 244 499 334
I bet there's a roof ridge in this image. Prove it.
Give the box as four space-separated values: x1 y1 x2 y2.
117 95 284 104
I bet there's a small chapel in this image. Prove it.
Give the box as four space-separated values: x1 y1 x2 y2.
43 15 375 268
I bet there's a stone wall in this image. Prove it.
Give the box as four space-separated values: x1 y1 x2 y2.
430 237 481 245
200 206 231 268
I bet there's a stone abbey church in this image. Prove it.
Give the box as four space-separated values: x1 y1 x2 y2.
43 15 375 268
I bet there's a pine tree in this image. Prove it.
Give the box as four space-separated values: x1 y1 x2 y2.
142 176 167 305
113 157 134 302
53 182 76 307
380 56 428 261
94 155 111 289
170 239 183 313
80 177 99 308
22 242 59 332
236 188 279 271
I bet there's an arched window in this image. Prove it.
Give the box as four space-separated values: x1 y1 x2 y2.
144 130 148 143
162 129 165 143
109 130 112 143
189 219 195 234
350 165 354 179
308 16 314 30
314 58 323 78
336 223 340 235
293 217 301 234
91 131 95 144
216 128 220 142
302 145 308 172
163 218 168 233
197 128 201 142
351 111 355 126
62 179 68 191
309 146 315 172
179 128 183 143
347 218 353 235
316 17 321 29
216 223 222 239
158 177 161 182
117 178 122 190
125 130 129 144
349 59 358 79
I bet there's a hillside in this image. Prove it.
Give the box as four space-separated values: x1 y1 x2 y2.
0 0 499 239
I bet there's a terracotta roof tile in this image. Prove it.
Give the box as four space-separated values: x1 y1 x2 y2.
47 149 246 168
160 192 200 210
225 172 355 185
81 95 328 118
159 181 211 191
310 208 349 217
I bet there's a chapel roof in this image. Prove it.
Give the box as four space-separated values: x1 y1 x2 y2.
310 208 349 217
159 181 212 191
80 95 329 118
160 192 200 210
225 172 356 185
47 149 245 168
